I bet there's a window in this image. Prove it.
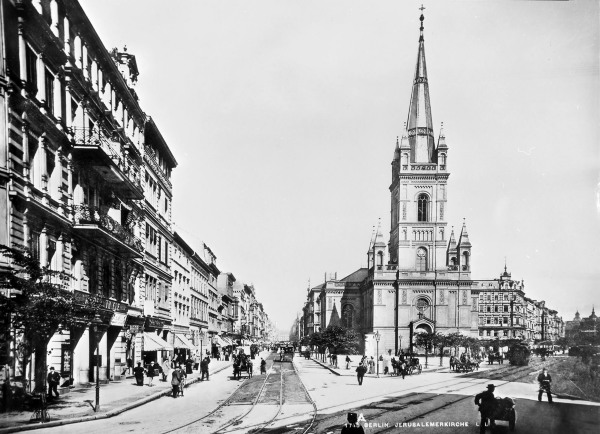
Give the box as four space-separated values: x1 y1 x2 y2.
102 261 111 298
26 45 38 95
486 318 491 324
486 306 491 313
416 247 427 271
503 305 509 312
503 317 508 324
29 231 40 260
377 251 383 267
486 330 491 336
417 194 428 222
494 306 499 312
503 330 508 337
45 68 54 114
342 304 354 329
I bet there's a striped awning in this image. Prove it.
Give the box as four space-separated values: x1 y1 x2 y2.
143 332 174 351
174 334 195 350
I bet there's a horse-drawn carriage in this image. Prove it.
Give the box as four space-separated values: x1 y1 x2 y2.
487 353 504 365
392 357 422 377
450 356 481 372
232 354 253 380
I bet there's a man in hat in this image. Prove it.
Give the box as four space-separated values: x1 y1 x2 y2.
475 384 497 433
341 411 365 434
537 367 553 403
47 367 61 400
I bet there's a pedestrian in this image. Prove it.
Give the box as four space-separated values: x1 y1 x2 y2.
133 361 145 386
126 357 133 375
345 355 351 370
474 384 497 434
368 357 375 374
201 357 210 381
161 357 171 382
333 353 338 368
47 367 60 400
341 411 365 434
356 363 367 386
260 358 266 374
537 368 553 403
171 365 183 398
186 357 193 375
178 364 187 396
147 361 157 386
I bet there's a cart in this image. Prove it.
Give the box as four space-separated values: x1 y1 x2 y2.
480 397 516 432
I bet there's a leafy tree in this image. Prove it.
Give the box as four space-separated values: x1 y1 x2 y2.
432 332 449 367
415 331 437 368
0 245 98 393
320 325 360 355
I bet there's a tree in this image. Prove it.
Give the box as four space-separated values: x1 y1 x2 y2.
320 325 361 355
0 245 98 393
415 331 437 368
432 333 449 367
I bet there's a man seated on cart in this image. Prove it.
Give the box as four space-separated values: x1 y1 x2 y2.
475 384 497 433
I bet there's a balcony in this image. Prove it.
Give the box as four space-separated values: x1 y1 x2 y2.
72 128 144 199
73 204 143 258
144 145 171 189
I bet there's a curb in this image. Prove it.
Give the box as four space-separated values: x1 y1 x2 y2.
310 357 450 377
0 363 233 434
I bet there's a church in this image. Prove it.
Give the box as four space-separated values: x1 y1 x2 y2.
302 12 479 356
299 12 566 355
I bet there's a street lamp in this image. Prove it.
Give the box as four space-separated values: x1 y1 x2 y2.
374 330 380 378
90 313 103 412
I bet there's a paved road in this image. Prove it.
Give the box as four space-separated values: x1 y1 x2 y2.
24 354 600 434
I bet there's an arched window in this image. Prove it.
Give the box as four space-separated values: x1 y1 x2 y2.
377 251 384 267
342 304 354 329
417 194 428 222
416 247 427 271
462 251 470 270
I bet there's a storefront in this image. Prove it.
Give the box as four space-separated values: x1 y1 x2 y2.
173 333 196 364
142 318 173 366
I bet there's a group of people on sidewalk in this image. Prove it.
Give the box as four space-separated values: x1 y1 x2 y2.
131 355 212 392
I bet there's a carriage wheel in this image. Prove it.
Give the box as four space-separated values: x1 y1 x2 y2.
509 409 516 431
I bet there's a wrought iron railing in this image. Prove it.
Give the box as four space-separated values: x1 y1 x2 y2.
72 127 142 192
73 204 143 253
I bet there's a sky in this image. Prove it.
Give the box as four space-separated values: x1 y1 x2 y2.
79 0 600 334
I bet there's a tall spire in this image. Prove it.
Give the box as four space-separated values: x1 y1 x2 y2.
406 10 435 163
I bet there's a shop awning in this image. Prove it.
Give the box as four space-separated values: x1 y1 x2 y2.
221 336 233 346
174 334 196 350
213 336 227 347
143 332 174 351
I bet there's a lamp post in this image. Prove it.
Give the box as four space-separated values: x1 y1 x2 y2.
374 330 380 378
90 313 103 412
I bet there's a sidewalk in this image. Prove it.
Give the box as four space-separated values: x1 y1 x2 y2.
0 358 233 433
308 354 490 377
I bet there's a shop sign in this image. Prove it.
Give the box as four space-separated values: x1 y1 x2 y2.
110 313 127 327
145 317 165 329
60 344 71 377
73 292 128 313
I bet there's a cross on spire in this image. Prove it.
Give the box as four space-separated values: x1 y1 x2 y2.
419 4 426 12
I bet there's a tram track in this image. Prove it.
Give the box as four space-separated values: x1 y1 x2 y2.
159 353 318 434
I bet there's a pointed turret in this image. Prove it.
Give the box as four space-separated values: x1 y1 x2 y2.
372 219 388 269
367 225 376 268
457 219 472 248
457 219 472 272
446 226 458 269
407 13 435 163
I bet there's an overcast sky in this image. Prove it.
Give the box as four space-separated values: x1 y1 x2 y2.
80 0 599 333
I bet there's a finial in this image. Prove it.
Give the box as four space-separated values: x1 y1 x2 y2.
419 5 425 40
504 257 507 273
396 136 399 145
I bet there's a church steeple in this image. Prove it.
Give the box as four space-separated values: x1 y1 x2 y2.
406 12 435 163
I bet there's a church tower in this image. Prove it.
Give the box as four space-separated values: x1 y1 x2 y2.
389 13 449 273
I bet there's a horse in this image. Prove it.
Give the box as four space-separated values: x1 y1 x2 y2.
450 356 456 371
